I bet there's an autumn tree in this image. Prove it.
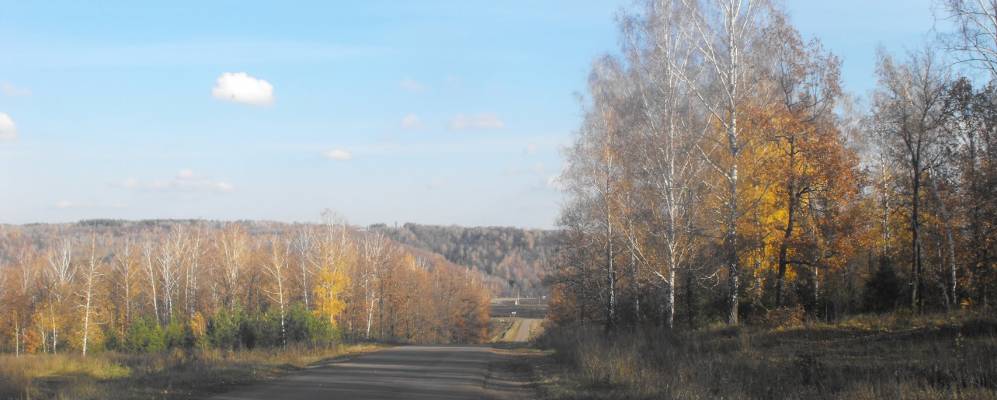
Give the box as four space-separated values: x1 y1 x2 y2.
872 48 953 310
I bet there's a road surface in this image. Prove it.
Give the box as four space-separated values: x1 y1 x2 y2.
208 345 534 400
497 318 543 342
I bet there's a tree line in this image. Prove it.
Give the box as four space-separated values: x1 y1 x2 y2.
0 218 491 356
549 0 997 330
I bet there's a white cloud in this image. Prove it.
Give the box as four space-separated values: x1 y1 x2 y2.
401 113 423 129
449 113 505 130
54 200 74 209
399 78 426 93
0 113 17 141
525 143 538 154
119 178 140 189
323 149 352 161
214 182 235 192
1 82 31 97
115 170 234 193
212 72 274 106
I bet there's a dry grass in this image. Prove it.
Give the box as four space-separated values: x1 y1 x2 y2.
491 318 516 342
534 311 997 400
0 344 383 400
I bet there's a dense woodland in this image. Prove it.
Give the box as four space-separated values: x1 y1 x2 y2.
0 219 491 356
372 223 559 297
549 0 997 330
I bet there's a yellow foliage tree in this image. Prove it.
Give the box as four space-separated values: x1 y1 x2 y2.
313 265 350 328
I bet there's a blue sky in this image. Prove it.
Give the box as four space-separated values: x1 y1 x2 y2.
0 0 937 228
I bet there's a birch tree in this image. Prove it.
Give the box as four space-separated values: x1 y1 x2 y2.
671 0 773 325
78 233 102 357
44 239 74 353
264 236 289 347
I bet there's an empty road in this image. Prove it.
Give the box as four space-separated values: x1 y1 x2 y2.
497 318 543 343
209 345 535 400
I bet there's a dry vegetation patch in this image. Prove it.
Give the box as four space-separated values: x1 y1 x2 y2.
533 312 997 400
0 344 382 400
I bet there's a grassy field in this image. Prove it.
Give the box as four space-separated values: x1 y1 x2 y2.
0 344 382 400
532 311 997 399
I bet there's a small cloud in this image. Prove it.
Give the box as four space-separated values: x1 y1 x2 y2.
53 200 128 210
0 113 17 141
212 72 274 106
401 113 423 129
214 182 235 193
114 170 234 194
449 113 505 130
323 149 352 161
399 78 426 93
118 178 140 189
525 143 538 155
1 83 31 97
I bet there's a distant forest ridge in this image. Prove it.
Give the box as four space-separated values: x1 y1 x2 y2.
0 219 560 297
369 222 561 297
0 219 495 290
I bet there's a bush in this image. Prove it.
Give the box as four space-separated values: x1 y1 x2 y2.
123 317 165 353
864 257 903 313
285 304 338 346
206 307 247 350
164 318 196 350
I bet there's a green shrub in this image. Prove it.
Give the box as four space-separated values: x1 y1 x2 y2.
123 317 165 353
164 318 196 350
206 307 246 350
285 303 338 346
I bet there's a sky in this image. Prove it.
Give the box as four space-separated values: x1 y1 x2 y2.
0 0 939 228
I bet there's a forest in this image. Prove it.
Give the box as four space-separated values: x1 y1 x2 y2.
372 222 559 297
0 218 491 358
537 0 997 398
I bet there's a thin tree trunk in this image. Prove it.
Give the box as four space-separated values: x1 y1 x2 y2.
776 138 797 308
82 236 97 357
726 172 740 325
928 174 958 310
14 316 19 357
49 300 58 354
605 172 616 332
911 166 923 311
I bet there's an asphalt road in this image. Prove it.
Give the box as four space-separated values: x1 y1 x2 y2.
208 345 535 400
